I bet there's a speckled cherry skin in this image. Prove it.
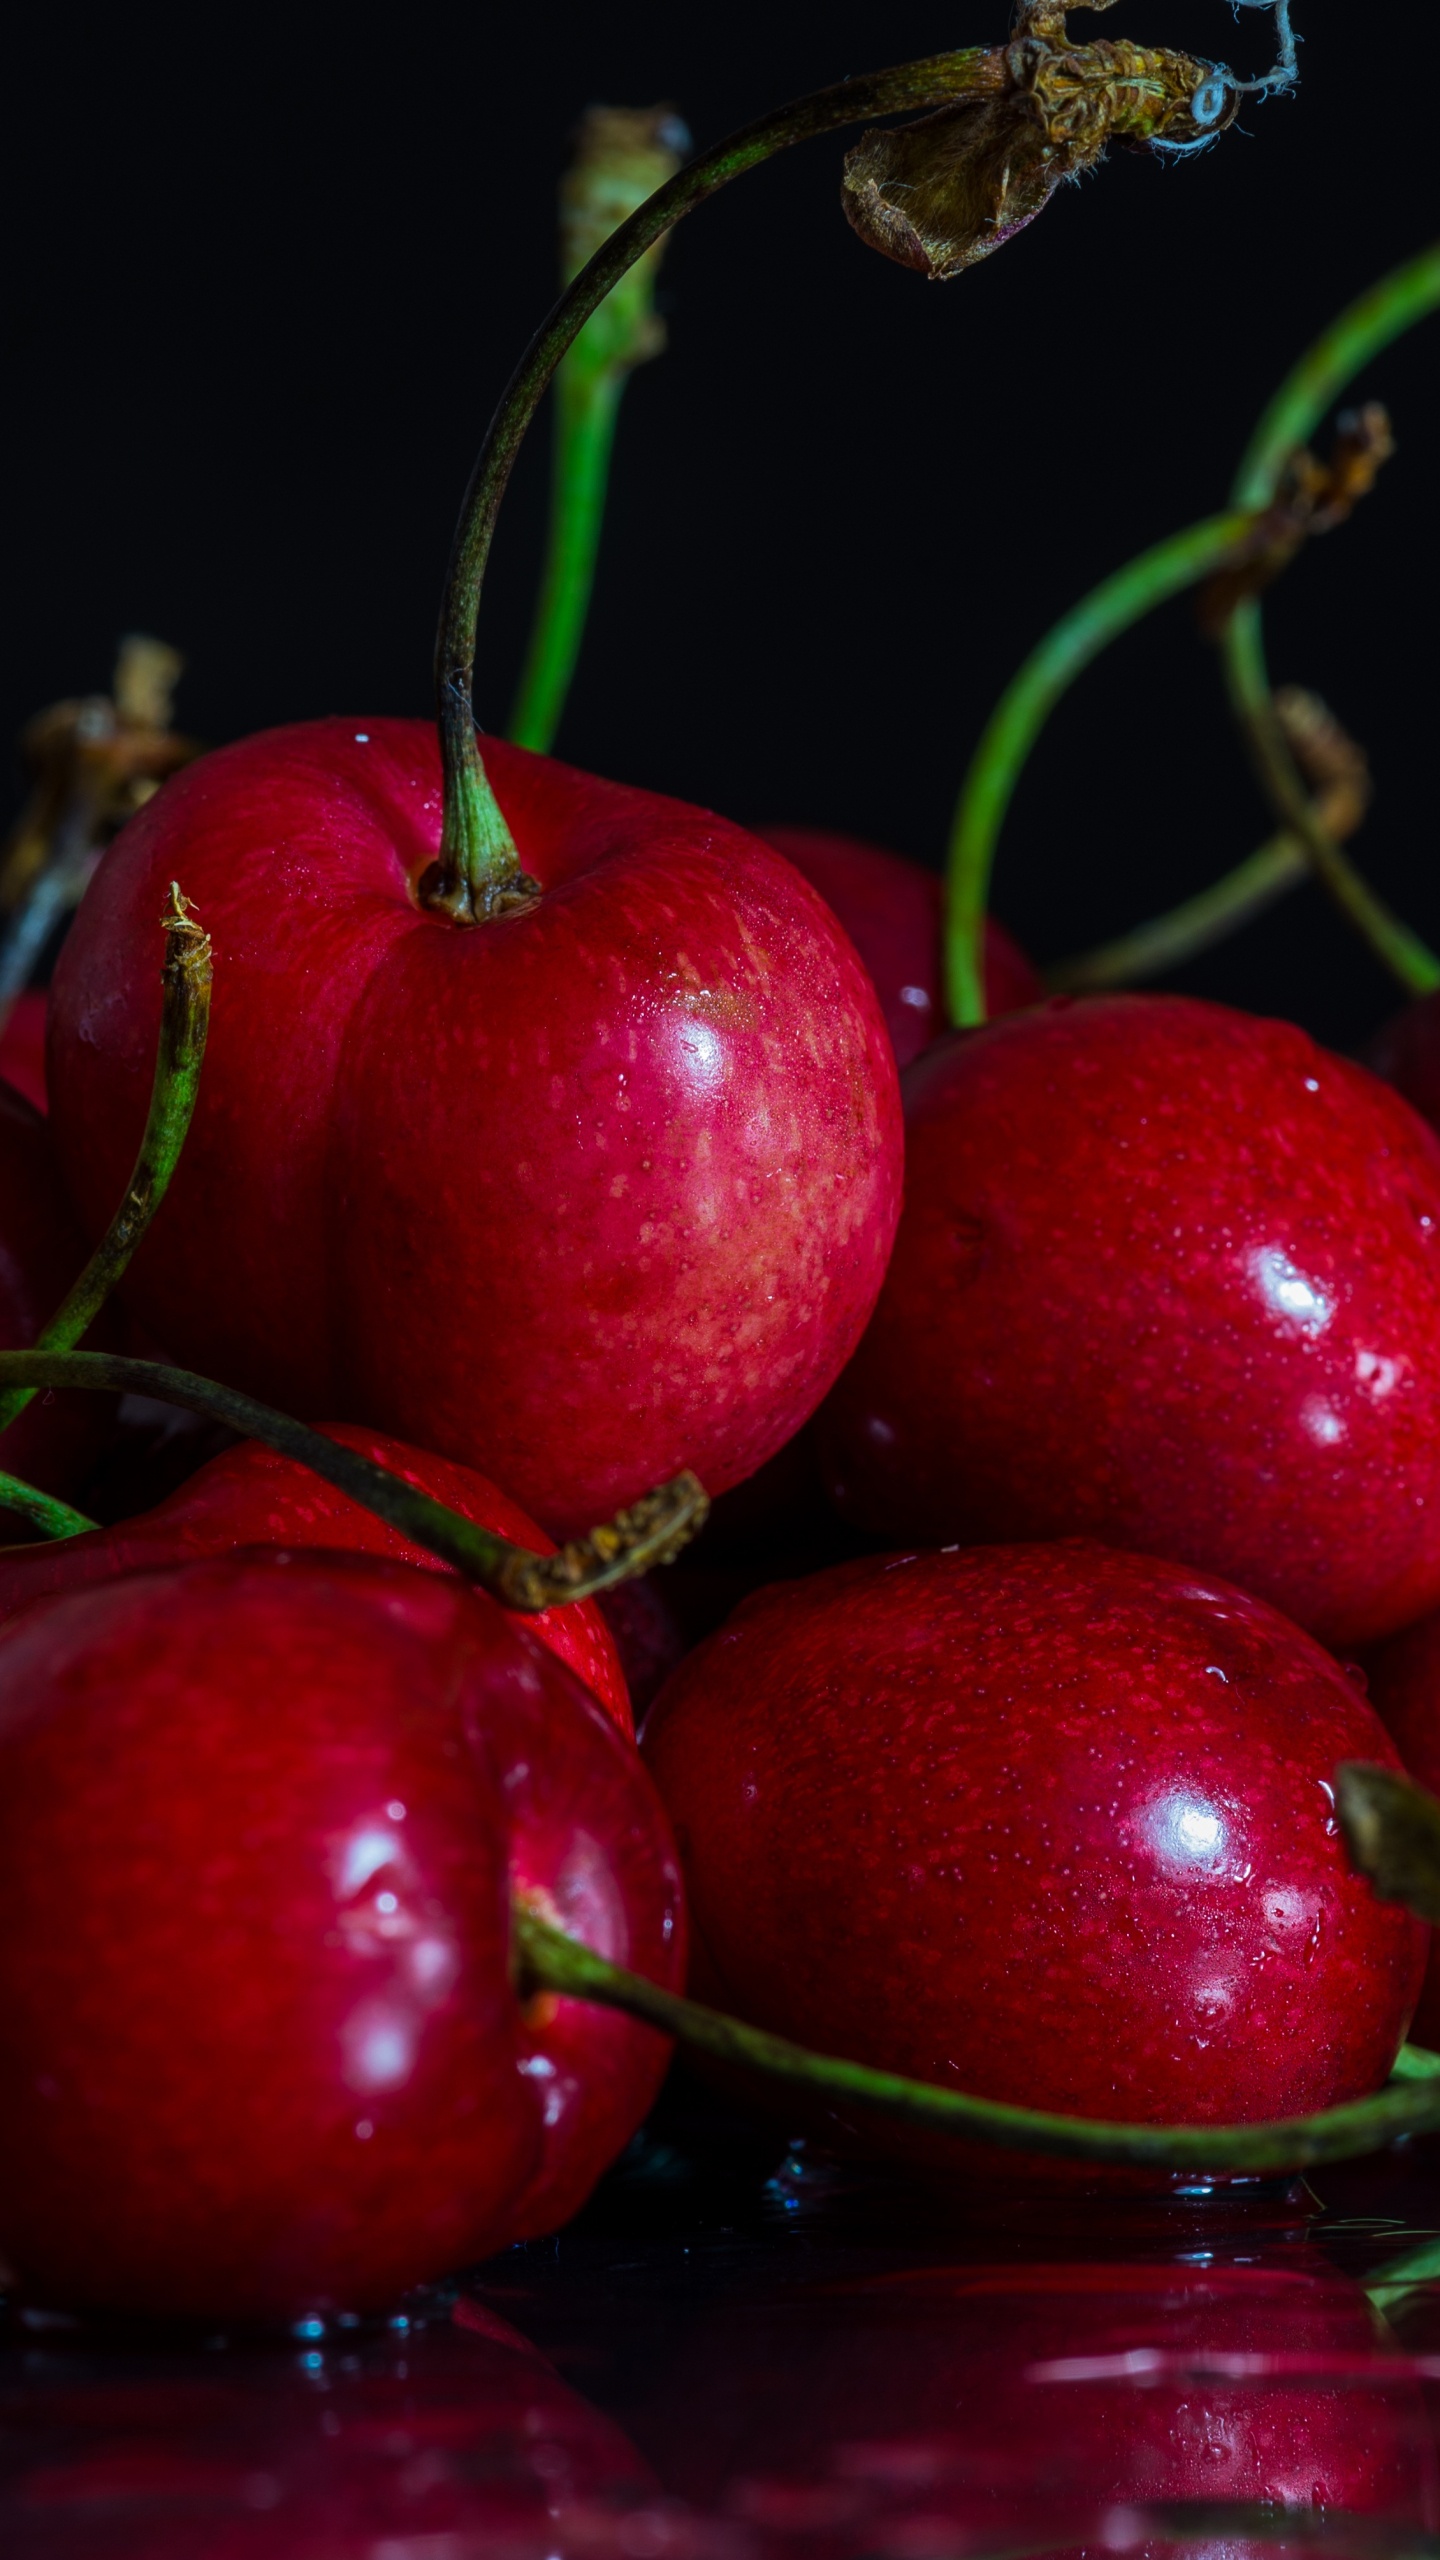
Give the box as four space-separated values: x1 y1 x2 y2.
0 1420 629 1731
46 719 902 1537
816 995 1440 1651
643 1543 1424 2161
1360 1617 1440 2046
758 824 1040 1067
0 1551 682 2321
0 1075 112 1518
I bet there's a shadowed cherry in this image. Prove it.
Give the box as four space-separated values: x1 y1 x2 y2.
0 1074 114 1525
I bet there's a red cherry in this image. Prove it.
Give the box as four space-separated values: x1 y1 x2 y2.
817 995 1440 1649
642 1543 1424 2166
0 1551 682 2321
758 824 1040 1068
1360 1614 1440 2044
46 719 902 1536
0 989 48 1114
0 1075 113 1520
0 1419 630 1731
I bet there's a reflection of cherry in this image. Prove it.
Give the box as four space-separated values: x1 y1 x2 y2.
633 2255 1436 2542
644 1543 1424 2160
758 825 1039 1067
48 719 903 1535
0 1552 682 2320
0 1075 112 1521
818 995 1440 1648
0 1420 629 1730
0 2295 654 2554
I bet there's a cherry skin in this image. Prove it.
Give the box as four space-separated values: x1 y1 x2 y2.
642 1542 1424 2164
46 719 903 1536
0 988 48 1113
0 1420 630 1731
758 823 1040 1067
1369 991 1440 1135
816 994 1440 1650
0 1550 683 2322
1359 1615 1440 2046
0 1073 113 1523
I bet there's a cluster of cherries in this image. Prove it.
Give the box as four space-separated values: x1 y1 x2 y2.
1 709 1439 2327
4 4 1440 2338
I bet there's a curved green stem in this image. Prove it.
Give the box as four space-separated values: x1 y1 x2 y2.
1047 833 1308 991
430 47 996 921
0 885 212 1440
509 106 685 758
514 1898 1440 2173
508 367 625 757
1231 241 1440 512
0 1349 708 1610
945 512 1250 1027
1222 605 1440 994
0 1471 97 1538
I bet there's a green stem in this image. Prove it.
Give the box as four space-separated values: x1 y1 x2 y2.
1215 241 1440 993
1047 833 1308 991
509 365 624 756
0 885 212 1440
0 1349 708 1610
0 1471 98 1539
944 513 1250 1027
1222 605 1440 995
514 1899 1440 2173
429 47 995 922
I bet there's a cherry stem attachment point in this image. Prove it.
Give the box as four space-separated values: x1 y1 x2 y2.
0 886 213 1451
429 46 996 922
0 1348 709 1605
511 1895 1440 2172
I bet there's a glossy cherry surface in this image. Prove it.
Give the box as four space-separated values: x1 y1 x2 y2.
643 1542 1424 2154
0 1074 112 1518
47 720 902 1535
758 824 1039 1067
0 1420 630 1730
0 1551 683 2321
817 994 1440 1649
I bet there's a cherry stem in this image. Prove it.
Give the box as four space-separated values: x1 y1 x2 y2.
512 1896 1440 2172
948 236 1440 1025
429 46 992 921
1221 607 1440 994
945 511 1251 1026
0 1348 709 1606
0 1471 97 1538
0 886 212 1450
508 108 686 758
1048 834 1308 992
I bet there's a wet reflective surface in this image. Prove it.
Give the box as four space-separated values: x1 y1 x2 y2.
7 2078 1440 2557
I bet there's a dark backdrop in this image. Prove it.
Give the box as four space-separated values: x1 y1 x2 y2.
3 2 1433 1050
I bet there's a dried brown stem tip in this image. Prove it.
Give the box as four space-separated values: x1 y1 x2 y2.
843 0 1242 281
1200 405 1395 627
492 1469 710 1613
1335 1760 1440 1926
1274 688 1371 842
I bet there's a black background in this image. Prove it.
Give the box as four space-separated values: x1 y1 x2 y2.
3 2 1432 1051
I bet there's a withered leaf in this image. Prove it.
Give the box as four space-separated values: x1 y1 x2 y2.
842 93 1074 282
